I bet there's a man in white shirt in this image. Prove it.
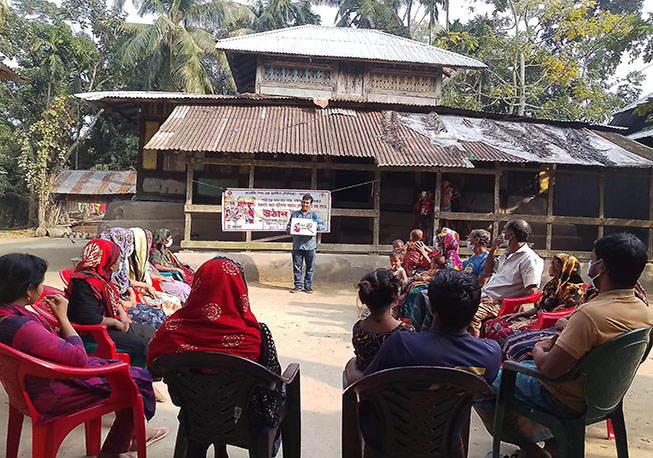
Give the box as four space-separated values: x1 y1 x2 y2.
470 219 544 336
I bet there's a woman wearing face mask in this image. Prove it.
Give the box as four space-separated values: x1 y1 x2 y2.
461 229 490 282
149 229 194 286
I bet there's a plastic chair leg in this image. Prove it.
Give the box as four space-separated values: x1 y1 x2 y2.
607 418 616 440
248 430 274 458
132 399 147 458
559 421 585 458
85 417 102 456
6 405 23 458
281 376 301 458
31 425 59 458
610 406 629 458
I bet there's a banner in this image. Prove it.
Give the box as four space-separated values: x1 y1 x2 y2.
222 188 331 232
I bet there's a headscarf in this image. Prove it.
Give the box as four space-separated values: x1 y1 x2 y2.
147 257 262 367
150 228 177 268
537 253 584 312
67 239 122 318
130 227 151 284
100 228 134 295
434 227 462 270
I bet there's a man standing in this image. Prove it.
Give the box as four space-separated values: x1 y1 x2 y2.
287 194 325 294
471 219 544 336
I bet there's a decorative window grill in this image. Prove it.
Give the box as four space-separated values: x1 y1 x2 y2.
263 65 332 86
370 73 437 93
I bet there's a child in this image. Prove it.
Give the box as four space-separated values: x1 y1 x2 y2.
404 229 431 277
389 251 408 286
413 254 446 283
392 239 405 254
348 269 415 381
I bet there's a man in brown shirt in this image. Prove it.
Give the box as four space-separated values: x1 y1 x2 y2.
478 233 652 458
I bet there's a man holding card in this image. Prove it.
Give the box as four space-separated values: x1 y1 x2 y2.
287 194 326 294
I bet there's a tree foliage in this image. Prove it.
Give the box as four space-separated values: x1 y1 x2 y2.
436 0 652 121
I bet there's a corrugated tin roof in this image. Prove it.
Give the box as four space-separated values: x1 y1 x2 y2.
52 170 136 195
145 105 474 167
612 92 653 116
145 105 653 168
216 25 487 70
75 91 256 102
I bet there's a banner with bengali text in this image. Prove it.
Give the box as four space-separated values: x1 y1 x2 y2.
222 188 331 232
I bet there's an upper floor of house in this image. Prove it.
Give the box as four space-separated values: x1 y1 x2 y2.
216 25 486 106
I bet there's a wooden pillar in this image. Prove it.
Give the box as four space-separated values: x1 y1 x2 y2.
245 165 255 243
493 170 501 241
598 173 605 239
312 166 322 245
433 171 442 239
184 155 193 245
545 169 556 251
373 170 381 247
649 171 653 259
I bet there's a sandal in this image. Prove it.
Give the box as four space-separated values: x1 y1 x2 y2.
130 426 169 451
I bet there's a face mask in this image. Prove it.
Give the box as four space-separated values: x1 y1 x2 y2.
165 239 173 248
466 241 475 250
587 259 602 289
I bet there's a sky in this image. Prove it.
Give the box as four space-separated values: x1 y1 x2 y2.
120 0 653 98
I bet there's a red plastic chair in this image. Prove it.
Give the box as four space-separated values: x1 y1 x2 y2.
58 268 74 287
497 292 543 317
0 342 146 458
33 286 130 364
531 308 575 330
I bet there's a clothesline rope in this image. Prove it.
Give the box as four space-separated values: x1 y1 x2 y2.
190 178 381 194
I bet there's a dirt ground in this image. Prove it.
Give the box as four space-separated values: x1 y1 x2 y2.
0 238 652 457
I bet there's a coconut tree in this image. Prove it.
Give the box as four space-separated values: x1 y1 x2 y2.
120 0 255 93
252 0 320 32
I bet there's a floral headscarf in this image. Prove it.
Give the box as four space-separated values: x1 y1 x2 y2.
100 227 134 295
68 239 122 318
147 257 262 366
537 253 584 313
434 227 462 270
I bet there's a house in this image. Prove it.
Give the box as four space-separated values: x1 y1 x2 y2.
610 93 653 148
77 26 653 259
51 170 136 232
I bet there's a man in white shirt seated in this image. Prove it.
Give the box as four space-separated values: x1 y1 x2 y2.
470 219 544 336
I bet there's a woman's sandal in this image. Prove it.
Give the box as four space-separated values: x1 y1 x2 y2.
129 426 169 451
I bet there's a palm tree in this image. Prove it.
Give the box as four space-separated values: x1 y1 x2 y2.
335 0 409 37
120 0 255 93
252 0 320 32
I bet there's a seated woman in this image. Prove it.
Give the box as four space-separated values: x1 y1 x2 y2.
433 227 463 271
462 229 490 284
100 228 167 329
481 253 584 345
129 227 187 312
0 253 167 458
67 239 156 368
149 229 195 286
346 269 415 385
401 228 462 328
147 257 283 454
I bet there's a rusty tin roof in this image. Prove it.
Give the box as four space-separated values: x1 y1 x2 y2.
52 170 136 195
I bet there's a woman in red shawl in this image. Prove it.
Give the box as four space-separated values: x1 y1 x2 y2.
147 257 284 453
66 239 155 368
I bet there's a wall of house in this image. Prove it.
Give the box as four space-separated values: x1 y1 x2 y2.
255 57 442 106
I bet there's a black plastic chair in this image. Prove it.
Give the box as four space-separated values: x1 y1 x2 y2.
342 366 492 458
492 326 653 458
149 351 300 458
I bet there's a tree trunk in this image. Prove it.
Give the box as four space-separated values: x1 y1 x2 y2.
445 0 449 31
518 50 526 116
